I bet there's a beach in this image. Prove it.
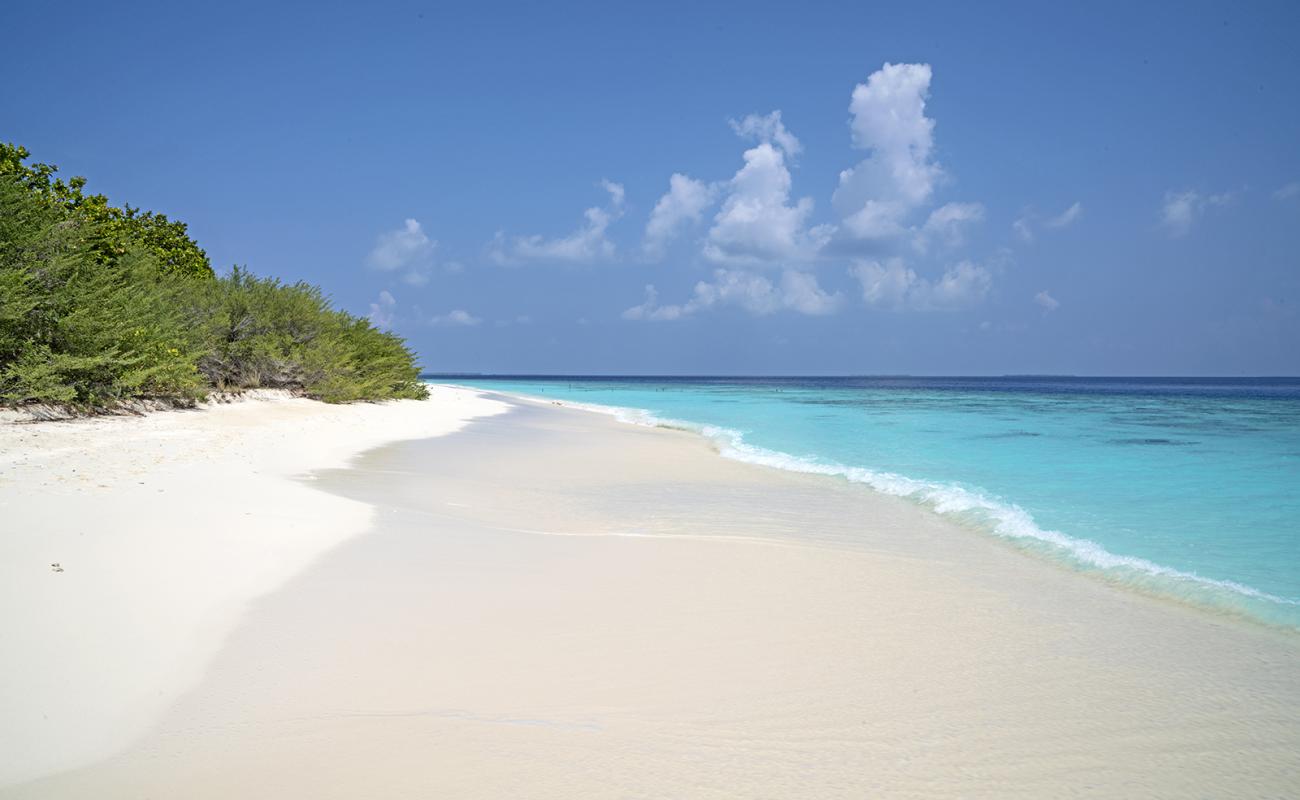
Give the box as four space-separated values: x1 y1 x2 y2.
0 387 507 787
2 388 1298 797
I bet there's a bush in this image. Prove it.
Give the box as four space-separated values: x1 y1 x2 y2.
1 143 213 279
192 268 426 401
0 146 428 408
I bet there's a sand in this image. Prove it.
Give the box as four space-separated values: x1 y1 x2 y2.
2 391 1298 797
0 387 507 787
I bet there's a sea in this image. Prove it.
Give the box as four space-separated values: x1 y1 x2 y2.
441 376 1300 629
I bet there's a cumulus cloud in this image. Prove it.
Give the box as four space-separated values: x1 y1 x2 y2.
491 180 625 263
1044 201 1083 229
623 269 841 321
704 119 832 265
833 63 943 240
778 270 844 315
1034 290 1060 311
430 309 481 327
622 285 676 320
368 290 397 328
916 202 984 252
368 219 437 284
368 219 434 271
849 258 991 311
643 173 718 258
729 111 802 157
1160 189 1233 237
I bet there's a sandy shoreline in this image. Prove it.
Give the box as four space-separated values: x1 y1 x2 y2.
0 387 507 787
3 390 1299 797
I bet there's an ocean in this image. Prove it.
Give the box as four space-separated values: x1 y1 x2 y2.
442 376 1300 628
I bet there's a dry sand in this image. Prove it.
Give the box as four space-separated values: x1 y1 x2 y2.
2 392 1298 797
0 387 506 787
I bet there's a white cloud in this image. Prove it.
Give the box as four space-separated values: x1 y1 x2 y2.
491 180 625 263
704 127 831 264
839 200 909 240
778 270 843 315
729 111 802 157
1160 192 1198 236
368 290 397 328
623 269 841 321
1012 215 1034 243
916 202 984 252
430 309 481 327
1034 290 1060 311
1160 189 1233 237
849 258 991 311
643 173 718 258
1274 182 1300 201
1012 201 1081 243
368 219 437 284
834 63 943 239
602 178 625 207
1044 201 1083 229
368 219 435 271
622 285 677 320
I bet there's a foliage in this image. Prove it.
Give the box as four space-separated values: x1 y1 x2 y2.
194 268 427 401
0 146 427 408
0 143 213 278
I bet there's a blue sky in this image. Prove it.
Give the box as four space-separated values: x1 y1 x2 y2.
5 0 1299 375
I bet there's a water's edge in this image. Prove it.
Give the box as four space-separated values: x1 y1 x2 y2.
459 384 1299 632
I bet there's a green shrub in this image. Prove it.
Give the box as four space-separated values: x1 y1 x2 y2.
0 146 428 408
300 314 428 403
1 143 212 279
190 267 426 401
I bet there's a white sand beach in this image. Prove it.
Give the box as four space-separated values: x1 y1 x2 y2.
0 387 506 787
2 389 1298 797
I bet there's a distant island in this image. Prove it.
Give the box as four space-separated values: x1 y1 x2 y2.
0 144 427 410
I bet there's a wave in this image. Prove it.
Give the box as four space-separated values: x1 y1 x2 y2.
531 394 1300 624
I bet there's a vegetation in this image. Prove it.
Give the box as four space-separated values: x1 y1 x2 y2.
0 144 427 408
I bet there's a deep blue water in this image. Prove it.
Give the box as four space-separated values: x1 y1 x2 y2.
439 376 1300 627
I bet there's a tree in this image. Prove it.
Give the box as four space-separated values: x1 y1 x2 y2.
0 143 213 278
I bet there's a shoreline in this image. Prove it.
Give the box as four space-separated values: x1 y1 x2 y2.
7 393 1297 797
465 385 1300 631
0 386 507 787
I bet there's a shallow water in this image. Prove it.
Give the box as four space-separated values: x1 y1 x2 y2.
446 376 1300 627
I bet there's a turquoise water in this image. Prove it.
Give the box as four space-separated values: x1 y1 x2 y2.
445 376 1300 628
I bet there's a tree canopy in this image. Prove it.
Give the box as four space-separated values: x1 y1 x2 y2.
0 143 427 407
